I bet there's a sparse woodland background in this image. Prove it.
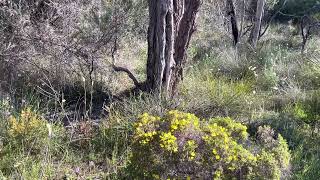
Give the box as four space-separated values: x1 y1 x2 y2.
0 0 320 179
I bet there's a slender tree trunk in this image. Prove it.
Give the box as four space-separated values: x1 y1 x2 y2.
249 0 265 48
300 16 313 54
146 0 201 97
226 0 239 46
239 0 246 41
301 23 310 54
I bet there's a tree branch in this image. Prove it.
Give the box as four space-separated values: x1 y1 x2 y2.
259 0 288 38
112 65 140 87
110 33 140 88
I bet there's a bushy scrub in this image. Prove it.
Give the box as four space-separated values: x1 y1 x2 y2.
180 68 258 118
295 64 320 89
1 107 51 155
90 112 132 177
257 68 279 90
0 107 66 178
284 91 320 130
255 126 291 179
255 112 320 179
128 111 291 179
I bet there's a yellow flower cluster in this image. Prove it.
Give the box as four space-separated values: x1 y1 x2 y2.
8 108 46 138
214 169 222 180
134 113 160 145
185 140 197 160
134 110 200 154
210 117 248 141
131 111 290 179
203 120 257 171
159 132 178 152
166 110 200 132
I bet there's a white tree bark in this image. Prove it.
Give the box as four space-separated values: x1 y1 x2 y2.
249 0 265 48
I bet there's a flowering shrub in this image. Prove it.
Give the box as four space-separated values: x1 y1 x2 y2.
128 110 291 179
8 108 47 138
0 107 66 175
255 126 291 179
6 108 51 153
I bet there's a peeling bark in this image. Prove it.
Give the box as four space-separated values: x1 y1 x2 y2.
249 0 265 48
226 0 239 46
147 0 201 97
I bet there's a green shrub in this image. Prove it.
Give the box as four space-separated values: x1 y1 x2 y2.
0 107 67 177
257 68 279 90
284 91 320 128
295 64 320 89
180 68 258 118
254 112 320 179
255 126 291 179
5 107 50 153
90 111 132 178
127 111 291 179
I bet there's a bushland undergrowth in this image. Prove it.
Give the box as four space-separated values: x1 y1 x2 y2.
1 6 320 180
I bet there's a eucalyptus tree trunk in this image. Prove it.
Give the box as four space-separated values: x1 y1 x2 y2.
226 0 239 46
146 0 201 97
249 0 265 48
300 21 311 54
